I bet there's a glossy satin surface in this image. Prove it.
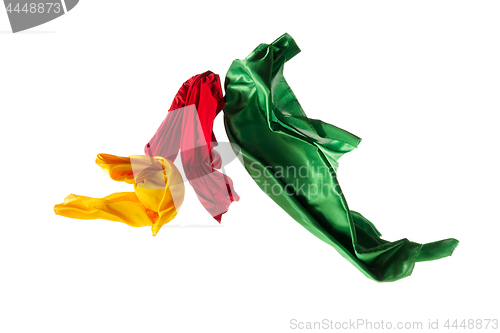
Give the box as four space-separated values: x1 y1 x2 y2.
224 33 458 282
54 154 185 236
145 71 239 222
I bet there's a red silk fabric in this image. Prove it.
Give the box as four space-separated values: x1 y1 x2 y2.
145 71 239 222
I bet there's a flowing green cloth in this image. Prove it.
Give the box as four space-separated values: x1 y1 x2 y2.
223 33 458 282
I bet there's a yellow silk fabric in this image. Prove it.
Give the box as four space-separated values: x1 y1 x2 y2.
54 154 185 236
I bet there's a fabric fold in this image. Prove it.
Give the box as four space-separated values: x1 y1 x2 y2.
54 154 185 236
223 33 458 282
145 71 239 222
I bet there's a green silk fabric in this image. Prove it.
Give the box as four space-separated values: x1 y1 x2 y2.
223 33 458 282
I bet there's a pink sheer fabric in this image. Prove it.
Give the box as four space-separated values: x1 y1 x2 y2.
145 71 239 222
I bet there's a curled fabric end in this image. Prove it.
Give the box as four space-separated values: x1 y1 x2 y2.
145 71 239 222
417 238 459 262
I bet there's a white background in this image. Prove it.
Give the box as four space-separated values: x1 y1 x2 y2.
1 1 499 332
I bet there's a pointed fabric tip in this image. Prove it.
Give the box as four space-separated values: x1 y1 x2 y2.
213 214 222 223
